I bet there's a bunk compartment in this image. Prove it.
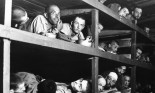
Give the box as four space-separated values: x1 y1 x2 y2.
0 0 155 93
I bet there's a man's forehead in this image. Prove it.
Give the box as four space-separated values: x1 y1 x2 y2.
135 8 142 13
75 17 85 22
112 42 118 46
125 77 130 80
137 49 142 52
48 6 60 13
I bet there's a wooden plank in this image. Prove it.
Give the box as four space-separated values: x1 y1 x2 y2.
91 9 99 47
61 9 92 17
91 9 99 93
0 25 97 56
136 43 155 47
99 30 131 37
0 0 5 24
92 57 99 93
131 66 136 93
3 39 11 93
3 0 12 93
131 31 137 61
131 31 137 93
99 51 155 70
118 38 131 47
0 25 154 70
4 0 12 26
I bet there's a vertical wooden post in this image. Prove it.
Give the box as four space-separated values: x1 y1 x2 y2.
4 0 12 26
0 0 5 90
3 39 11 93
91 9 99 93
131 31 137 93
131 66 136 93
92 57 99 93
131 31 137 61
3 0 12 93
0 0 5 24
91 9 99 48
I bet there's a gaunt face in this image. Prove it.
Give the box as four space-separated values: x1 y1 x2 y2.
119 7 129 17
133 8 142 19
123 76 130 88
106 76 117 87
117 66 126 74
72 17 85 34
110 41 119 53
136 48 142 59
47 5 60 25
71 78 88 92
98 77 106 92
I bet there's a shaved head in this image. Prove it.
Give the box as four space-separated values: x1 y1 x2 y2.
45 5 60 25
12 6 28 24
12 7 26 20
45 5 60 13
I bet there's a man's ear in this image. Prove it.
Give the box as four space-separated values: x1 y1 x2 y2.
10 89 14 93
82 25 85 30
44 13 48 18
71 21 73 25
108 44 111 47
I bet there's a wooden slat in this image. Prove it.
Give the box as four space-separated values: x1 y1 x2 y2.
61 9 92 17
131 31 137 93
92 57 99 93
118 38 131 47
131 31 137 61
99 30 131 37
0 25 96 56
91 9 99 47
3 39 11 93
131 66 136 93
4 0 12 26
91 9 99 93
0 25 155 70
3 0 12 93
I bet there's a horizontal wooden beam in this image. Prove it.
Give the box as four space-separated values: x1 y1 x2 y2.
0 25 154 70
139 16 155 23
61 9 92 17
0 25 96 56
99 30 131 37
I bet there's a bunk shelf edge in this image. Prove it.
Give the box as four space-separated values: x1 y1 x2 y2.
61 9 92 17
0 25 96 56
0 25 154 70
96 50 155 70
99 30 131 37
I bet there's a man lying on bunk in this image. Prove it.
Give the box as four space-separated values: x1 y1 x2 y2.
10 73 26 93
12 6 33 32
30 4 63 38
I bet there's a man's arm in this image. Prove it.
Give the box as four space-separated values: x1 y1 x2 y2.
30 15 49 35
